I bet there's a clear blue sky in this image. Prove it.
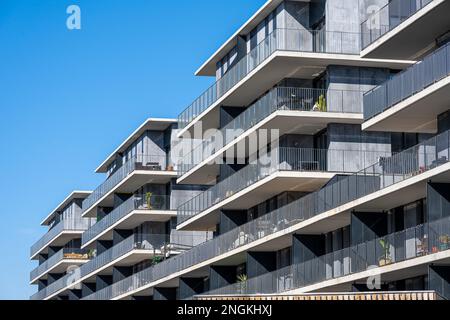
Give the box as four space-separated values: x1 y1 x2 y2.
0 0 265 300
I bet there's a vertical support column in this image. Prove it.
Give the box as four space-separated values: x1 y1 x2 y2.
82 282 96 298
292 234 325 286
113 229 133 246
68 289 82 300
113 266 133 283
97 206 113 221
218 210 247 235
429 265 450 300
96 275 113 292
179 277 206 300
96 240 113 256
246 252 277 278
209 266 237 291
153 287 177 300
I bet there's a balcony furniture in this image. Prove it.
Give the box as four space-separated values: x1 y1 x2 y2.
145 162 162 171
439 235 450 251
300 161 320 171
431 156 448 169
416 237 428 256
231 232 254 249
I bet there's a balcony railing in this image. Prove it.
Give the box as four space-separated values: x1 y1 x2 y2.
364 42 450 120
82 195 172 247
82 155 175 215
177 147 390 226
30 248 90 282
30 232 207 300
30 218 95 259
202 215 450 297
81 129 450 301
179 87 364 176
361 0 434 49
178 28 361 130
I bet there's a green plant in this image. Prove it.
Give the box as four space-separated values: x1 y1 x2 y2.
317 94 327 112
88 249 97 259
145 192 153 210
151 255 163 266
236 274 248 294
237 274 248 283
379 239 392 266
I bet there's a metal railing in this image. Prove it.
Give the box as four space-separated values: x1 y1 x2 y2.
30 218 95 259
361 0 434 49
178 147 391 225
30 248 90 282
202 215 450 296
81 195 171 247
178 28 361 130
81 129 450 301
82 155 174 215
179 87 364 176
364 42 450 120
31 232 207 300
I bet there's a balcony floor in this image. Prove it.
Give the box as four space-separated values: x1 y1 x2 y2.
362 75 450 133
179 111 363 185
82 170 177 218
82 210 177 249
178 51 413 138
361 0 450 60
177 171 335 231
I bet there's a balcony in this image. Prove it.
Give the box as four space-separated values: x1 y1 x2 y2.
81 155 177 218
81 195 175 248
177 28 411 136
178 87 364 184
177 147 390 231
361 0 450 59
30 218 95 260
30 248 91 284
31 232 207 300
201 215 450 297
363 43 450 133
81 130 450 301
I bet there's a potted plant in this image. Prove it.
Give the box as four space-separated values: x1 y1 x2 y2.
313 94 327 112
151 255 163 266
145 192 153 210
236 274 248 294
88 249 97 259
379 239 392 266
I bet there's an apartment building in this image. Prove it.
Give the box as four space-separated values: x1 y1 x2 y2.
30 119 210 300
31 0 450 300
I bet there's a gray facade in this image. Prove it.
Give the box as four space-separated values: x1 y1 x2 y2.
31 0 450 301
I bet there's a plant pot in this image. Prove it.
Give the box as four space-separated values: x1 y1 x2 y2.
379 257 392 267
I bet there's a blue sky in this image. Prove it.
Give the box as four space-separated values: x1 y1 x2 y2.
0 0 265 300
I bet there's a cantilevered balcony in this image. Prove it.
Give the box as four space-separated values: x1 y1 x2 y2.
201 215 450 297
30 218 95 260
177 147 389 231
81 155 177 218
30 231 206 300
361 0 450 59
81 195 176 248
30 248 91 284
177 28 411 136
81 130 450 301
178 87 364 184
363 43 450 133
